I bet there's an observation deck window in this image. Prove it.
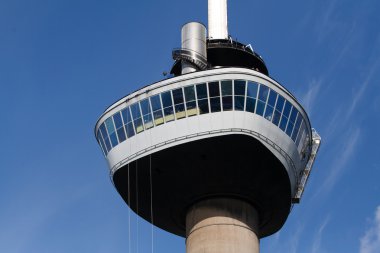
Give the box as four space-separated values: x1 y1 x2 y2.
121 107 135 138
105 118 118 147
150 95 164 126
172 88 186 119
196 83 209 114
221 80 233 111
208 81 221 113
100 123 112 152
130 103 144 134
184 85 198 117
292 113 302 142
256 85 269 116
245 82 258 113
113 112 127 143
264 89 277 121
272 94 285 126
234 80 246 111
286 107 297 137
97 78 310 158
140 99 154 129
280 101 292 132
97 129 108 156
161 91 175 122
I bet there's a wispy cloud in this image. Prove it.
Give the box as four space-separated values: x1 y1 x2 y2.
300 79 322 116
290 223 305 253
316 0 339 43
346 58 380 120
311 215 330 253
313 127 360 199
360 206 380 253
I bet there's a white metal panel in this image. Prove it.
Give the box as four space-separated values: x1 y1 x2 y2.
208 0 228 39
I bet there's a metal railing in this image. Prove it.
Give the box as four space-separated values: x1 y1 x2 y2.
292 129 321 203
172 48 208 70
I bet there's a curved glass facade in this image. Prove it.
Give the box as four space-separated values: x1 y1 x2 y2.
96 80 309 156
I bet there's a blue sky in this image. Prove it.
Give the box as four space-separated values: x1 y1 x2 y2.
1 0 380 252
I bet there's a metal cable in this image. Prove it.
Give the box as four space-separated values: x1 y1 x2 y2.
128 163 131 253
149 154 154 253
136 161 139 253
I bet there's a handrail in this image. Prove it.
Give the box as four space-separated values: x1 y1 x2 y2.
292 129 321 203
172 48 208 70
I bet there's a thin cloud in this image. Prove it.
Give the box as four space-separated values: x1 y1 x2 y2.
360 206 380 253
300 79 322 116
311 215 330 253
314 127 360 198
290 223 305 253
316 0 339 43
346 58 380 120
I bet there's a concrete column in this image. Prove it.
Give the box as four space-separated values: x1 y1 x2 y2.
186 198 260 253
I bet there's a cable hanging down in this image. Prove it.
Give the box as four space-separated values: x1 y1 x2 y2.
149 154 154 253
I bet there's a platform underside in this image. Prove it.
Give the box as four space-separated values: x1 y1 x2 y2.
112 134 291 238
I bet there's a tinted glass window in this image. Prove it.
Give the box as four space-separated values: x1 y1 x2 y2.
122 107 133 123
105 118 116 134
258 85 269 102
221 81 232 96
234 80 246 96
184 85 197 116
150 95 162 111
256 100 265 116
117 128 126 143
283 101 292 118
196 83 208 99
130 103 143 133
113 112 126 142
140 99 154 129
247 82 258 98
172 88 186 119
130 103 141 119
208 82 220 97
235 96 245 111
161 91 173 108
286 120 294 137
289 107 298 123
97 131 108 156
210 97 221 112
140 99 151 115
267 90 277 107
292 115 302 141
113 112 123 129
222 96 232 111
221 80 233 111
272 110 281 126
98 126 111 153
198 99 209 114
172 88 184 104
184 86 196 101
275 95 285 112
246 97 256 113
121 107 135 138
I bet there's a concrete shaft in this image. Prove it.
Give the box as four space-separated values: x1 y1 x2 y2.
186 198 259 253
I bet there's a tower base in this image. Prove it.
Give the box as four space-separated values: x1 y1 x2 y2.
186 198 260 253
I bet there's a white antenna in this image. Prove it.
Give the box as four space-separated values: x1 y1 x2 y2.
208 0 228 40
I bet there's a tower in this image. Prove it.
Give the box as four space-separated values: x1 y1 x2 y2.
94 0 321 252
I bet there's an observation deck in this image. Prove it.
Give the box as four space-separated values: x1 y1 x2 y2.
94 67 316 238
